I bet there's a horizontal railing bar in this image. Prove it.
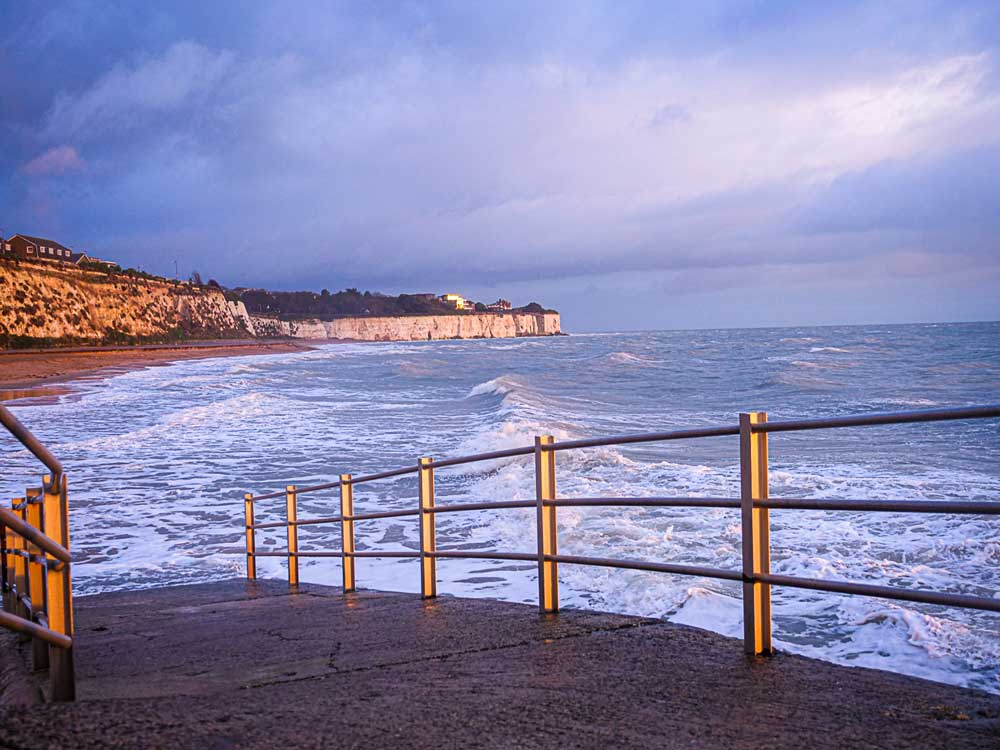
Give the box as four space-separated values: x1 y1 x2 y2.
0 404 63 478
757 573 1000 612
0 610 72 649
250 490 285 501
291 480 344 496
351 466 420 485
248 551 287 557
430 550 538 562
547 553 743 581
758 498 1000 514
430 446 535 470
250 520 289 529
754 405 1000 434
296 551 345 558
2 549 66 569
248 405 1000 505
252 507 421 530
546 425 740 452
547 497 741 509
0 507 71 563
291 515 342 527
429 500 536 514
348 508 420 521
351 551 420 558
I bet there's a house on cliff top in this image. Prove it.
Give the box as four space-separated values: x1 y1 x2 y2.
1 233 115 268
439 293 476 311
3 233 84 264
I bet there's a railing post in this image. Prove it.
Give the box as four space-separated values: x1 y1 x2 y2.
740 412 772 656
286 485 299 587
244 494 256 581
0 516 8 612
535 435 558 613
10 498 26 626
418 458 437 598
26 488 49 671
340 475 356 592
43 474 74 701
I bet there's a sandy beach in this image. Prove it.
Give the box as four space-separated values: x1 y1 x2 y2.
0 340 313 399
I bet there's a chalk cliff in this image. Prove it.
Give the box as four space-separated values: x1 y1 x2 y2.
249 312 561 340
0 260 561 346
0 260 252 345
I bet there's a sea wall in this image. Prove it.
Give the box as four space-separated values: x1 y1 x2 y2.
250 312 561 341
0 260 253 344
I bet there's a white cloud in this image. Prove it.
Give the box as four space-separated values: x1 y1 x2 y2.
43 41 234 141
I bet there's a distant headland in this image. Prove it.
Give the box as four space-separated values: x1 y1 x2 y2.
0 232 561 349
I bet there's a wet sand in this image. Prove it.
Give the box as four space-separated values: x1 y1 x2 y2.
0 340 315 400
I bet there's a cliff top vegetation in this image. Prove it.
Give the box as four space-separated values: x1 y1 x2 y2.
235 288 557 318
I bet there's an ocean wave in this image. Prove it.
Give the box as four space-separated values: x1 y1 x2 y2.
760 370 838 391
467 375 519 399
599 351 664 367
809 346 852 353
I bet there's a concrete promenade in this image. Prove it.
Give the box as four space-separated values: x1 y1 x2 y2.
1 579 998 748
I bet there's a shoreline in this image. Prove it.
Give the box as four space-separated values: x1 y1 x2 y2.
0 340 316 399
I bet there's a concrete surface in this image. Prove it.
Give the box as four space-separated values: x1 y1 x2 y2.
1 578 998 749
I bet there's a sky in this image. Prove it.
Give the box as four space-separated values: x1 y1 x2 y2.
2 1 999 332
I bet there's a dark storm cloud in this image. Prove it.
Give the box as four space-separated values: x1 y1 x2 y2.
1 1 999 328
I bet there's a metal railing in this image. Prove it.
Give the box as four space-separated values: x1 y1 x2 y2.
0 404 75 701
244 405 1000 655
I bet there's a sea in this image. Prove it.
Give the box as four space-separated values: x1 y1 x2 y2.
3 321 998 692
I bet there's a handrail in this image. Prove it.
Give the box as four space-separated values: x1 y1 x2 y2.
0 405 63 489
751 404 1000 433
1 402 76 701
0 610 72 649
0 507 71 563
249 404 1000 501
546 424 740 452
756 498 1000 514
244 403 1000 660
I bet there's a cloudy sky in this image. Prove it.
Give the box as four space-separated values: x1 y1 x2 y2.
2 1 999 331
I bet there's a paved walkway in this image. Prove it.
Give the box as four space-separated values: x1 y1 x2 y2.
1 579 998 748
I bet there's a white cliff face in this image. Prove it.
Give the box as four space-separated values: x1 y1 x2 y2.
250 313 561 341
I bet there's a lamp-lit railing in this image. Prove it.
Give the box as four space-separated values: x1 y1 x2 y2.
0 404 75 700
245 405 1000 655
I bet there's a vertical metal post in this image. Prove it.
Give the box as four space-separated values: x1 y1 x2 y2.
418 458 437 598
740 412 772 656
244 494 256 581
43 474 74 701
0 517 8 611
26 489 49 670
340 475 356 592
286 485 299 587
535 435 558 613
10 498 26 623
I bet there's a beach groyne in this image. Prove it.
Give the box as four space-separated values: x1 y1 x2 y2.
248 311 561 340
